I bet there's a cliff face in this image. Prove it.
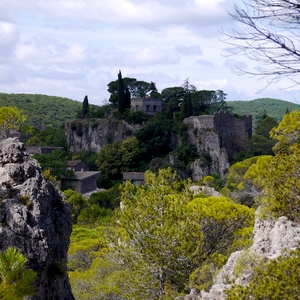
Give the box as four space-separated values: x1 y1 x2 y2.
0 138 74 300
64 118 141 153
183 116 230 180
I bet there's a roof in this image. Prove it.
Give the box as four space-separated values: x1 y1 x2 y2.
123 172 145 181
62 171 101 181
67 160 84 167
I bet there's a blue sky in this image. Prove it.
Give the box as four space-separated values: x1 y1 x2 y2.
1 0 300 105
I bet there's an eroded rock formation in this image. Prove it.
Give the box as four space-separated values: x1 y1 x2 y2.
0 138 74 300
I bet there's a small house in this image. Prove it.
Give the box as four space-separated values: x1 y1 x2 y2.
123 172 145 186
61 171 101 194
67 160 90 172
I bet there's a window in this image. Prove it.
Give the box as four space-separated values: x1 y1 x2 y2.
153 105 157 112
146 105 150 112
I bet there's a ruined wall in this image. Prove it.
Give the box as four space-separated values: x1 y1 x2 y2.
184 111 252 179
213 111 251 160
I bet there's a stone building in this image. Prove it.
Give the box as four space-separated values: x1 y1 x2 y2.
61 171 102 194
131 97 162 115
67 160 90 172
123 172 145 185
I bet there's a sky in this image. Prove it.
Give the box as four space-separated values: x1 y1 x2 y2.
1 0 300 105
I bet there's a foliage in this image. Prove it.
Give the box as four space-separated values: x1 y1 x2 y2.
134 114 174 161
96 137 142 182
226 247 300 300
25 127 68 148
245 111 300 221
0 247 37 300
224 156 260 207
33 149 72 180
0 106 27 138
227 98 300 129
108 168 254 298
270 110 300 154
112 168 201 298
192 90 228 115
64 189 88 223
0 93 81 129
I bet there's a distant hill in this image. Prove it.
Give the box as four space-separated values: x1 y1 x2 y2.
227 98 300 127
0 93 82 129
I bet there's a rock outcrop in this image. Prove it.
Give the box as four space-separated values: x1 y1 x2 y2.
201 214 300 300
64 118 141 153
0 138 74 300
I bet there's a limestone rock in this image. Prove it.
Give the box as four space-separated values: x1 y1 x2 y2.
200 213 300 300
0 137 74 300
64 118 140 153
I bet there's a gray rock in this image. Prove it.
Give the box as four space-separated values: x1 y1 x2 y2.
0 138 74 300
200 213 300 299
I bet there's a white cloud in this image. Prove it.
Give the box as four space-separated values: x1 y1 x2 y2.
0 0 299 104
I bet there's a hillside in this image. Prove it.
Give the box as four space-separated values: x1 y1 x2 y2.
227 98 300 127
0 93 82 129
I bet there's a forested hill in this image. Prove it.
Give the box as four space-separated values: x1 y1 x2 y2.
228 98 300 125
0 93 82 129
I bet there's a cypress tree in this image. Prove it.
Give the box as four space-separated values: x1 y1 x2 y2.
117 70 126 114
82 95 89 117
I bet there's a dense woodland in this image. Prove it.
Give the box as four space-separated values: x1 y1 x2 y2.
1 78 300 298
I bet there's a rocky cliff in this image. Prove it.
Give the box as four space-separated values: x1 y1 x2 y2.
183 116 230 180
200 214 300 300
0 138 74 300
64 118 141 153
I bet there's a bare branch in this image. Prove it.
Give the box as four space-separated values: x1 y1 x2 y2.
222 0 300 84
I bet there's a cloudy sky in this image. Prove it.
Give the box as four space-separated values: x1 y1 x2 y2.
1 0 300 105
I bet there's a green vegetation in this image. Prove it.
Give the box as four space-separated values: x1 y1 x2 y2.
0 106 28 138
0 93 81 129
68 169 254 299
33 149 72 180
227 98 300 128
0 247 37 300
226 247 300 300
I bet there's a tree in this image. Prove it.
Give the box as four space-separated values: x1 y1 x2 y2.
33 149 72 180
25 127 68 149
224 0 300 84
82 95 89 118
113 169 202 298
0 247 37 300
117 70 126 114
180 78 193 120
192 90 227 115
111 168 254 298
96 137 142 181
245 111 300 221
0 106 27 138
